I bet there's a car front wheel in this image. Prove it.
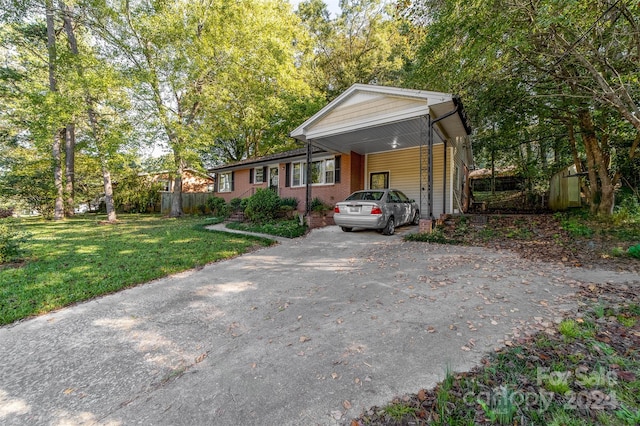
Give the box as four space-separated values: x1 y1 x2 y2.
341 226 353 232
382 217 395 235
412 211 420 225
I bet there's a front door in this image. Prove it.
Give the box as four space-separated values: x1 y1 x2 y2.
269 166 279 193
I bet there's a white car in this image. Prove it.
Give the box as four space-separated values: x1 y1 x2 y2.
333 189 420 235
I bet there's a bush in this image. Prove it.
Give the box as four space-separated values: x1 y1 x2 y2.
279 197 299 209
245 189 281 223
206 196 230 218
0 220 28 263
309 197 331 213
628 244 640 259
229 198 243 212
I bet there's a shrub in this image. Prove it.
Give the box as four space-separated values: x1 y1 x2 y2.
245 189 281 223
206 196 230 218
0 220 28 264
309 197 330 213
229 197 243 212
279 197 299 209
628 244 640 259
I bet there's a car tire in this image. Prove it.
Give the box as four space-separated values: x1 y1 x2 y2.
382 217 395 235
341 226 353 232
412 211 420 225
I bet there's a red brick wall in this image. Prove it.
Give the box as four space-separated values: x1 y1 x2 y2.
216 169 267 202
215 151 365 212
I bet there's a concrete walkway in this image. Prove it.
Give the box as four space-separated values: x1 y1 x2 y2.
1 225 638 425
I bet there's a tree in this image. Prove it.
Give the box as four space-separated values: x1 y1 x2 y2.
81 0 314 217
298 0 411 99
46 0 65 220
405 0 640 215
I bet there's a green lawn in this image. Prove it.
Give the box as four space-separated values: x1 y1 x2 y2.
0 214 273 325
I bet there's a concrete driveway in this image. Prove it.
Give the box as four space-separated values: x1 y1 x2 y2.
1 226 637 425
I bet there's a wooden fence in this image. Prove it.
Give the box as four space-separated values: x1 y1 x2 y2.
160 191 215 214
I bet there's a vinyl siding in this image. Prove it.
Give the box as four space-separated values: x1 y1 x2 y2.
367 145 446 216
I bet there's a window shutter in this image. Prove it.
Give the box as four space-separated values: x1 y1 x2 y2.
213 174 218 193
231 171 235 191
249 169 253 184
263 166 268 183
285 163 291 187
335 156 341 183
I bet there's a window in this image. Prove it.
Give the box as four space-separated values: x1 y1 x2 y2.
291 158 335 187
254 167 264 184
370 172 389 189
218 172 232 192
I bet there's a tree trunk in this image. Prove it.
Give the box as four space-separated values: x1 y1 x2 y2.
578 110 615 216
46 0 64 220
65 124 75 216
101 157 117 222
62 2 78 217
169 157 184 217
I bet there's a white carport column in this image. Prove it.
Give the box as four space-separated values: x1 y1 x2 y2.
419 114 434 220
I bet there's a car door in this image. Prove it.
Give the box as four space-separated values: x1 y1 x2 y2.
386 191 403 225
392 191 412 224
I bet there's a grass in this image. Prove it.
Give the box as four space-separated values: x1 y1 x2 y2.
226 218 308 238
0 214 273 325
352 300 640 425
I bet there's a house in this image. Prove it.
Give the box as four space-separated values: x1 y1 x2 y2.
143 169 216 214
146 169 216 193
209 84 473 219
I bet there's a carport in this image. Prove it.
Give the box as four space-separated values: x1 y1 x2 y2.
290 84 473 220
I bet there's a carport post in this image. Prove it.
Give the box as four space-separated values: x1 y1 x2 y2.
305 140 312 216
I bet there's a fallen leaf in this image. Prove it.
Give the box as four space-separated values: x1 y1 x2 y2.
461 346 471 351
617 371 636 382
63 388 74 395
331 372 339 379
417 389 427 401
427 326 436 333
343 400 352 409
195 352 208 363
299 335 311 343
331 410 343 420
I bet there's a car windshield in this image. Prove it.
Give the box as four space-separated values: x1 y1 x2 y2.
346 191 385 201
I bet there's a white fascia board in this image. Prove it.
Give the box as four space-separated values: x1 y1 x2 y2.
290 84 453 140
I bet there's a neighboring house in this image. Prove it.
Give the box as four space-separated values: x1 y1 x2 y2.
210 84 473 219
143 169 216 214
146 169 216 193
469 166 523 192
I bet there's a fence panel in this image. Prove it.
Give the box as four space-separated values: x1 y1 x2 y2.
160 192 214 214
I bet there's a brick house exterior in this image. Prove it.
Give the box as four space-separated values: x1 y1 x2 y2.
210 84 473 219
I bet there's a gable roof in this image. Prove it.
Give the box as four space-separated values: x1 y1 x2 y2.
290 84 472 155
